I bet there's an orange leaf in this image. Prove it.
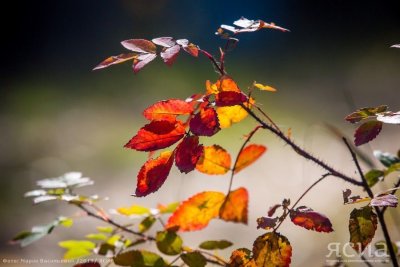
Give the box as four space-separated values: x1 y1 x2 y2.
135 151 174 197
229 248 256 267
234 144 267 173
206 76 241 95
166 191 225 231
175 136 204 174
219 187 248 224
196 145 231 175
143 99 194 122
125 120 186 152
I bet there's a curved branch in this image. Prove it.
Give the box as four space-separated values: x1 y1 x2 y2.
241 104 363 186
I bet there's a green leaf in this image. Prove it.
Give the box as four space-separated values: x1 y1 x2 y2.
139 216 156 233
373 150 400 167
113 250 166 267
384 163 400 177
199 240 233 250
345 105 388 123
59 240 96 260
375 240 398 255
59 240 96 250
95 243 115 256
59 217 74 228
349 206 378 252
106 235 122 247
158 202 179 214
365 169 384 187
11 218 62 247
117 205 151 216
181 252 207 267
155 230 183 255
85 233 108 241
97 226 113 233
252 232 292 267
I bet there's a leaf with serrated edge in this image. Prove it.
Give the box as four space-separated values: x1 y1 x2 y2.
349 206 378 252
125 120 185 152
234 144 267 173
229 248 256 267
219 187 248 224
354 121 383 146
289 206 333 233
166 191 225 231
135 151 174 197
196 145 231 175
143 99 193 122
175 136 204 174
189 107 220 137
133 53 157 73
121 39 156 53
152 37 175 47
252 232 292 267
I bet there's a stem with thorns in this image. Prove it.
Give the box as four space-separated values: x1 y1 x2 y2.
343 138 399 267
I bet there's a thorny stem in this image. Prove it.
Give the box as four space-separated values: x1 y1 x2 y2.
274 173 331 231
199 49 225 76
343 138 399 267
241 104 364 186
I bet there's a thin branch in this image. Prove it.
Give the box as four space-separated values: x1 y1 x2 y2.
227 125 262 194
241 104 363 186
254 104 282 133
360 254 374 267
198 249 229 266
274 173 331 231
76 203 155 241
199 49 225 76
343 138 399 267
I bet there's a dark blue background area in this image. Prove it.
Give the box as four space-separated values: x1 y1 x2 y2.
2 0 399 80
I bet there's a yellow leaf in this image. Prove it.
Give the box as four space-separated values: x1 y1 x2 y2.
254 82 277 92
196 145 231 175
117 205 151 216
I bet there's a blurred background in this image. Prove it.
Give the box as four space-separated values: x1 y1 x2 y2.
1 0 399 266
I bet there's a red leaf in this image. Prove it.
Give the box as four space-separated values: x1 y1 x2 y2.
135 151 174 197
93 53 136 70
125 120 186 152
215 91 248 107
289 206 333 233
354 121 383 146
175 136 204 173
121 39 157 53
152 37 175 47
133 53 157 73
160 45 181 66
143 99 194 122
268 204 282 217
189 107 220 136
